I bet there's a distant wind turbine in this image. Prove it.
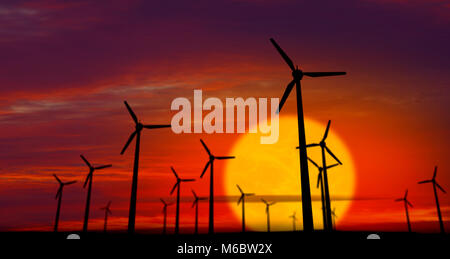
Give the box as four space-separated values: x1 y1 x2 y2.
261 199 276 232
170 167 195 234
303 120 342 231
160 198 173 235
199 139 235 234
270 38 346 231
100 201 112 233
418 166 446 233
191 190 208 234
395 190 413 232
289 212 298 232
331 207 337 231
236 184 254 232
307 156 339 230
80 154 112 232
53 174 76 232
120 100 171 234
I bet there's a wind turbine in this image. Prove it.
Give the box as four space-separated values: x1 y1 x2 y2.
306 156 339 230
53 174 76 232
199 139 235 234
120 100 171 234
261 199 276 232
236 184 254 232
160 198 173 235
170 167 195 234
270 38 346 231
331 207 337 231
289 212 298 232
191 190 208 234
395 190 413 233
80 154 112 232
303 120 342 231
418 166 446 233
100 201 112 233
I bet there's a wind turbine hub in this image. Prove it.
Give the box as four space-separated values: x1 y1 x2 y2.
292 69 303 80
136 123 144 131
320 141 325 148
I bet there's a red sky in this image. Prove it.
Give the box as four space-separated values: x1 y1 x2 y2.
0 0 449 233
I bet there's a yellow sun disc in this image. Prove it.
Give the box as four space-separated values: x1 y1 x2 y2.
224 116 355 231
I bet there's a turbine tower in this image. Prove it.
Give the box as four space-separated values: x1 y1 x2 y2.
80 154 112 232
170 167 195 234
53 174 76 232
199 139 235 234
120 100 171 234
395 190 413 233
100 201 112 233
418 166 446 233
261 199 276 232
304 120 342 231
289 212 298 232
236 184 254 232
306 156 339 230
160 198 173 235
191 190 208 234
270 38 346 231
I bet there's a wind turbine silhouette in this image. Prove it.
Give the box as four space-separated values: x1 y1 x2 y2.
120 101 171 234
100 201 112 233
191 190 208 234
236 184 254 232
395 190 413 232
170 167 195 234
303 120 342 231
199 139 235 234
306 156 339 230
418 166 446 233
160 198 173 235
331 207 337 231
80 154 112 232
261 199 276 232
53 174 76 232
289 212 297 232
270 38 346 231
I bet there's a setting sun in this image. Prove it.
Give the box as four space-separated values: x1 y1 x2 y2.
224 116 356 231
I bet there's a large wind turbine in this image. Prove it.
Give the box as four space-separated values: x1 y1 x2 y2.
160 198 173 235
100 201 112 233
191 190 208 234
199 139 235 234
170 167 195 234
418 166 446 233
236 184 254 232
270 38 346 231
304 120 342 231
395 190 413 232
80 154 112 232
53 174 76 232
261 199 276 232
307 156 339 230
120 100 171 234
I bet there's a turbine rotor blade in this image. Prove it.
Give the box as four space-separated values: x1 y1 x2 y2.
53 174 62 184
200 161 211 178
306 143 320 148
237 196 243 205
395 198 403 202
65 181 76 186
216 156 235 160
317 172 322 189
143 124 171 129
435 182 446 193
191 189 198 199
124 101 138 124
277 80 295 114
407 200 413 207
192 200 197 208
55 187 62 200
433 166 437 179
325 146 342 165
121 131 137 155
326 164 339 169
269 38 295 71
246 193 255 196
261 198 268 204
322 120 331 141
200 139 212 156
83 173 92 188
307 157 319 169
236 184 243 194
303 72 346 77
181 179 195 182
418 180 432 184
80 155 91 168
170 182 179 195
95 164 112 170
171 167 179 179
160 198 166 205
